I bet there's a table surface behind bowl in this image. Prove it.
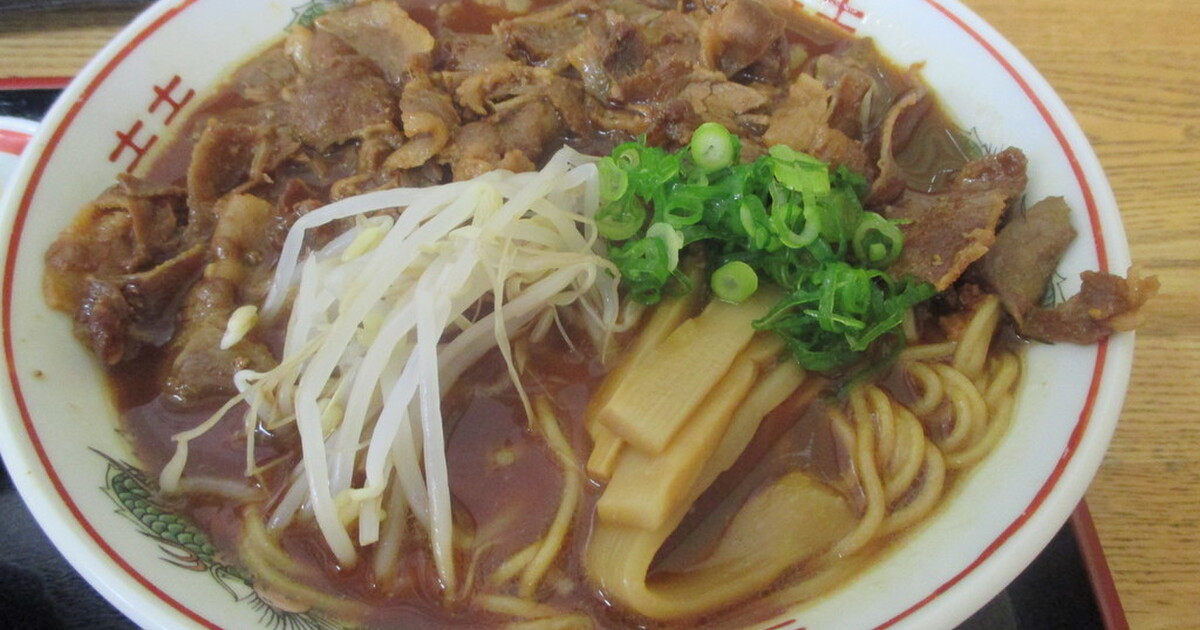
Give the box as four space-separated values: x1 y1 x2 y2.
2 0 1198 627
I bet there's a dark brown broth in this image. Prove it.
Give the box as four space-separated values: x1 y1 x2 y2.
898 107 977 191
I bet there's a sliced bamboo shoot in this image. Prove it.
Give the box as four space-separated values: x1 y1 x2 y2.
597 356 757 530
596 289 777 454
586 286 703 480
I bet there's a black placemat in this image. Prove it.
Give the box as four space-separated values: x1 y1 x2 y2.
0 88 1108 630
0 0 149 13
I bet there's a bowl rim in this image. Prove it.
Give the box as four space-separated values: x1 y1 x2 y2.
0 0 1134 629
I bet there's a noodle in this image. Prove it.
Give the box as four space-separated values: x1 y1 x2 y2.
834 384 941 556
899 340 956 362
491 542 541 586
501 616 595 630
821 296 1019 560
238 512 369 619
953 295 1003 380
476 594 569 619
904 360 945 416
833 395 886 557
882 447 946 536
883 408 928 504
519 398 583 598
935 363 989 454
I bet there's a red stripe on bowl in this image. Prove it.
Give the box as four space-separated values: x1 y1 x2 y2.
872 1 1113 628
919 0 1108 274
2 2 218 629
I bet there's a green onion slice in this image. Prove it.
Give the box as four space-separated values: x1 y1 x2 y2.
647 222 684 272
772 202 822 249
690 122 737 172
852 213 905 268
596 197 646 241
711 260 759 303
597 157 628 202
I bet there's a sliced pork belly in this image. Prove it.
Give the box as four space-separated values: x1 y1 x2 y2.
1020 267 1159 344
974 196 1076 324
885 147 1027 290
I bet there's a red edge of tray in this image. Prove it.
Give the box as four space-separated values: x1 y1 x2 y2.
1071 501 1130 630
0 77 73 91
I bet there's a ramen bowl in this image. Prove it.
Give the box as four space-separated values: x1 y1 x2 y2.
0 0 1135 628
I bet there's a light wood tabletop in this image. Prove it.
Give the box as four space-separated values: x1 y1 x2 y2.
1 0 1197 628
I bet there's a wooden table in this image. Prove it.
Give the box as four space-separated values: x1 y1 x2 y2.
2 0 1197 627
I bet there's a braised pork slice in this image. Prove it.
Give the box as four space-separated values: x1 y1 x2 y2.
454 60 557 115
387 73 461 170
763 73 871 175
186 121 301 222
700 0 784 78
866 88 931 206
495 0 597 68
163 277 276 406
813 53 877 140
44 175 188 311
453 59 591 137
677 68 769 134
73 279 133 367
286 53 397 151
569 9 652 103
315 0 434 85
974 196 1077 323
206 194 276 298
70 245 205 366
442 97 565 180
886 147 1027 290
440 32 509 72
1020 267 1159 344
116 246 207 327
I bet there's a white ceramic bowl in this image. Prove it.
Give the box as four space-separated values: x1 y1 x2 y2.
0 0 1134 628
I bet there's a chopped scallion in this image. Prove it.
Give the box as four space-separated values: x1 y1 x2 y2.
595 124 935 371
772 201 822 249
647 222 684 272
597 156 628 202
689 122 737 172
595 196 646 241
711 261 759 303
852 213 905 268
